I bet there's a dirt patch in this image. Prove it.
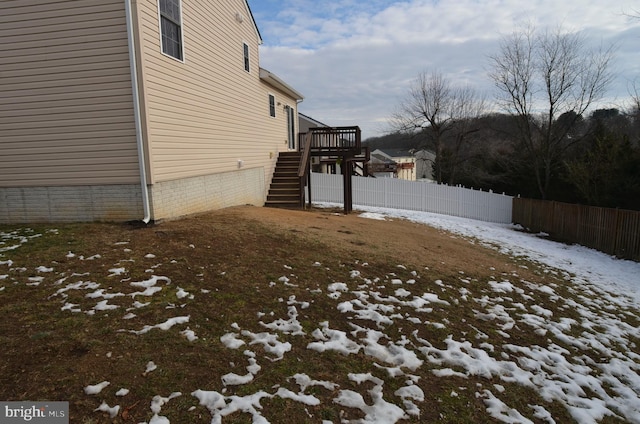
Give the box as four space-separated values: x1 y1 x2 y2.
192 206 530 278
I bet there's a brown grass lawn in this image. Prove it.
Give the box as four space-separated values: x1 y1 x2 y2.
0 206 637 423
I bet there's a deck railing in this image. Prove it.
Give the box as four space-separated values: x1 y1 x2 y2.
296 126 363 213
302 126 361 155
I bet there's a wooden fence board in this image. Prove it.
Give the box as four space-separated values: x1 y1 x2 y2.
513 198 640 262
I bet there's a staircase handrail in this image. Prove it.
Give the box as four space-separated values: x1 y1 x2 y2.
297 132 313 207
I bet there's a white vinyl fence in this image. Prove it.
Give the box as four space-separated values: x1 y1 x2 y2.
310 172 513 224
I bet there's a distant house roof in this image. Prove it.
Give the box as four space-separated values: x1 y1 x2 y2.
415 149 436 159
259 68 304 101
299 113 329 127
373 148 415 158
370 152 396 164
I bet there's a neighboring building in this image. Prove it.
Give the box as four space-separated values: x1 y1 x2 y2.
370 149 416 180
415 149 436 182
299 113 340 174
299 113 328 134
369 148 436 181
298 113 336 173
369 150 398 178
0 0 303 223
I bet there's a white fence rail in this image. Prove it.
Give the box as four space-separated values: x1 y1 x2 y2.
310 173 513 224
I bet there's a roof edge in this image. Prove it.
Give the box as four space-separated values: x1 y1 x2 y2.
244 0 262 44
260 68 304 101
299 112 329 127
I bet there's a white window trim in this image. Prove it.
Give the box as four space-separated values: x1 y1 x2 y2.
156 0 185 63
243 41 250 72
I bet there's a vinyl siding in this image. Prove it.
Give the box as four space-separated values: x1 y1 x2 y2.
136 0 299 185
0 0 140 187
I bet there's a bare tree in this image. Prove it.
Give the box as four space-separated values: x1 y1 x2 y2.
488 25 614 199
628 79 640 149
630 79 640 112
624 8 639 112
444 86 486 183
391 70 485 183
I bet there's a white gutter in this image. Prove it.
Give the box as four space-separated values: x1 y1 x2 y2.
125 0 151 223
259 68 304 101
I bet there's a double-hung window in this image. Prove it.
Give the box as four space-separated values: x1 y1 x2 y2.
159 0 183 61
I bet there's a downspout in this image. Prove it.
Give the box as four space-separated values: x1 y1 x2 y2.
125 0 151 223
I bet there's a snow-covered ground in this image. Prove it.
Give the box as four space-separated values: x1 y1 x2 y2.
2 207 640 423
350 204 640 307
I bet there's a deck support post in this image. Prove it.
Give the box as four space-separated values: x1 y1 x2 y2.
341 159 353 214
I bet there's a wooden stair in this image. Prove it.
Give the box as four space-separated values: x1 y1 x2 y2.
265 151 304 209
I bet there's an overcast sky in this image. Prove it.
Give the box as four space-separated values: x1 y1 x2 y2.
249 1 640 140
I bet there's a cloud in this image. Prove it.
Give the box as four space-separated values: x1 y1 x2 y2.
254 0 640 138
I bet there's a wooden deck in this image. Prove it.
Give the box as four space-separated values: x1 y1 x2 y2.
266 127 365 213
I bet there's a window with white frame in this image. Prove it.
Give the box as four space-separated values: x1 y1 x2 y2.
243 42 250 72
159 0 183 60
269 94 276 117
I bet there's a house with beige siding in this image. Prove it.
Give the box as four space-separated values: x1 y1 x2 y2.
0 0 303 223
370 149 416 180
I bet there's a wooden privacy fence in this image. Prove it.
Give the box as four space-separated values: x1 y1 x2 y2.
513 198 640 261
310 173 513 224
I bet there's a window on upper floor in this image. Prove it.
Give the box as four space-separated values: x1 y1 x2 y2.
159 0 183 61
243 42 250 72
269 94 276 117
